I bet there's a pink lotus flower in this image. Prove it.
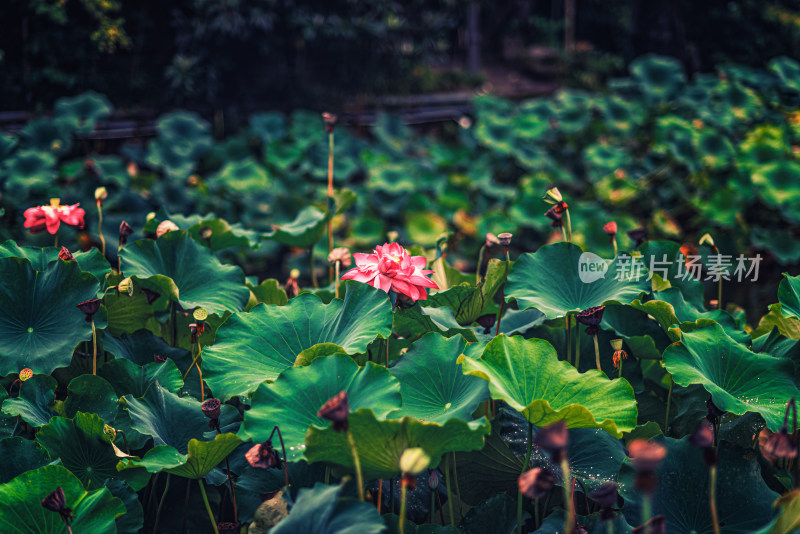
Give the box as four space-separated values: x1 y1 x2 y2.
341 242 439 301
23 198 85 235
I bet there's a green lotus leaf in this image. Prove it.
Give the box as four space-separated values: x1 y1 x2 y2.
752 228 800 264
103 290 159 336
460 335 637 437
64 374 119 423
203 281 393 400
630 54 686 99
778 273 800 321
751 303 800 340
119 433 241 478
242 354 401 460
271 481 386 534
664 321 800 431
208 157 269 194
752 489 800 534
265 206 331 249
0 436 51 484
752 161 800 207
374 112 412 153
639 240 705 305
600 95 644 135
19 117 73 155
1 150 56 198
247 278 288 309
103 330 193 371
305 409 490 480
505 243 648 319
54 91 113 133
459 493 522 534
515 99 552 140
0 133 17 161
769 56 800 92
475 115 515 154
140 210 262 252
389 333 488 424
552 90 592 134
583 143 628 179
1 374 58 427
426 258 506 326
368 164 418 195
288 109 323 149
104 479 144 534
120 230 250 315
36 412 147 490
299 139 361 181
0 465 125 533
0 257 99 375
249 111 287 143
739 125 787 168
618 436 778 531
122 382 206 453
392 302 478 343
695 130 735 169
406 212 448 247
98 358 183 397
0 241 111 281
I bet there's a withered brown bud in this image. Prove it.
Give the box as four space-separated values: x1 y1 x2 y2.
119 221 134 246
518 467 556 499
322 112 338 133
553 200 569 213
401 472 417 490
762 426 797 460
76 299 102 321
628 439 667 472
533 421 568 457
58 247 76 262
576 305 605 335
41 487 75 524
318 390 350 432
706 397 725 419
545 205 563 227
485 233 501 248
589 482 618 509
246 441 282 470
612 349 628 369
627 228 648 247
689 420 717 466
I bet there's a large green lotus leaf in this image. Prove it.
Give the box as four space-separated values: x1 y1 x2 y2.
103 329 193 371
460 335 637 437
0 241 111 281
208 157 269 194
104 479 144 534
0 436 51 484
752 303 800 341
271 481 386 534
392 302 478 343
122 382 206 453
98 357 183 397
249 111 286 143
777 273 800 321
120 231 250 315
36 412 147 490
505 243 648 319
618 436 778 532
203 281 393 400
639 241 704 308
1 150 56 200
188 217 261 251
0 257 99 375
247 278 289 309
242 354 401 461
459 493 521 534
103 289 159 337
305 409 490 480
119 433 241 478
266 206 331 249
769 56 800 92
0 465 125 534
426 258 506 326
389 333 488 424
64 374 119 423
1 374 58 427
55 91 113 133
664 322 800 431
752 161 800 207
630 54 686 99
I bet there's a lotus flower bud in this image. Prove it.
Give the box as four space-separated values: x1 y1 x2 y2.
428 469 440 490
58 247 76 262
322 112 338 133
19 368 33 381
41 486 75 524
485 233 501 248
762 426 797 460
328 247 352 267
603 221 618 236
94 187 108 204
119 221 134 246
699 233 717 252
156 220 179 238
76 299 102 322
533 421 568 459
497 233 513 247
285 269 300 299
399 447 431 475
543 186 563 204
518 467 556 499
576 305 605 335
317 390 350 432
246 441 282 469
589 481 618 509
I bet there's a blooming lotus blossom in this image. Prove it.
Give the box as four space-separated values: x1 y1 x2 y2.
341 242 439 301
23 198 85 235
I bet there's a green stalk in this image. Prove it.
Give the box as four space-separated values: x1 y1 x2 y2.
346 429 365 501
593 334 601 372
612 236 617 257
197 479 220 534
475 245 487 284
153 473 170 533
517 422 534 534
717 278 723 311
97 202 106 257
399 480 408 534
452 452 463 517
309 247 318 289
534 498 540 530
574 320 581 370
91 319 97 375
334 260 341 299
664 376 674 434
642 496 652 534
445 454 455 525
561 457 574 534
566 315 572 365
709 465 720 534
494 246 511 336
563 209 572 243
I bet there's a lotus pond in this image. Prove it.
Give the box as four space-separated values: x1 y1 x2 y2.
1 55 800 534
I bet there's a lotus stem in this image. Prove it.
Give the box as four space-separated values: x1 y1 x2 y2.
612 236 617 257
593 334 601 372
309 247 318 289
385 336 390 367
574 317 580 370
452 452 463 517
429 485 434 523
564 209 572 243
170 301 177 347
399 478 408 534
346 429 365 501
153 473 170 533
607 521 614 534
181 478 191 534
334 260 341 298
561 457 575 534
475 245 486 284
379 479 384 514
198 479 220 534
566 315 572 365
517 422 534 534
618 357 623 379
561 225 568 242
665 376 674 434
445 454 455 524
494 246 511 336
54 234 58 248
327 130 335 285
91 319 98 375
117 429 130 454
98 202 106 257
212 422 239 524
709 465 720 534
642 496 652 534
